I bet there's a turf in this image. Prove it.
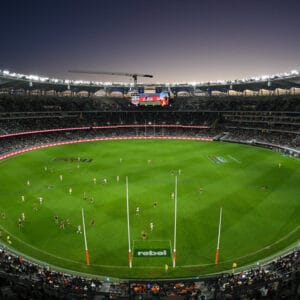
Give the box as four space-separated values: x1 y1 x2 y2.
0 139 299 279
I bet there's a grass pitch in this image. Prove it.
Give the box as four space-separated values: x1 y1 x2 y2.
0 139 299 279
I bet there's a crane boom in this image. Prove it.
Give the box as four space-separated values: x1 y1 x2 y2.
68 70 153 85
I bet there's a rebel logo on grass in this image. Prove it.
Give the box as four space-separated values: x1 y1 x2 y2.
134 249 170 257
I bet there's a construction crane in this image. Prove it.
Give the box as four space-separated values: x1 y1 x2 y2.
68 70 153 86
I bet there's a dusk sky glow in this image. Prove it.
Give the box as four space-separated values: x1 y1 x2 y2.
1 0 300 83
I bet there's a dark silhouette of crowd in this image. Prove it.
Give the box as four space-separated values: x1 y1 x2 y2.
0 244 299 299
0 245 128 299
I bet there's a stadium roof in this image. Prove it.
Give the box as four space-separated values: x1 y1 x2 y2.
1 69 300 93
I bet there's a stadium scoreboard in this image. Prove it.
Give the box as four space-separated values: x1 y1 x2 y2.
130 92 169 106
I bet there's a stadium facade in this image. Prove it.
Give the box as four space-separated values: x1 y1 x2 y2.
1 68 300 96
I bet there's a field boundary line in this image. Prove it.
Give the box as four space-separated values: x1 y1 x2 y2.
228 225 300 261
179 225 300 268
0 225 80 265
0 225 132 268
0 223 299 272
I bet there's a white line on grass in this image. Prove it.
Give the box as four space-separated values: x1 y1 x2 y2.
207 155 215 164
169 239 173 265
132 239 171 243
0 227 132 269
0 225 80 265
181 225 300 268
0 224 298 270
227 155 241 164
131 240 135 266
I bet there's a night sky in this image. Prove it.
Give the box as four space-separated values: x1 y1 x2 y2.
1 0 300 83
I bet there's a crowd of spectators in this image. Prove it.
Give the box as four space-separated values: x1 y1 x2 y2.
127 249 300 299
0 94 298 149
173 95 300 112
1 94 300 113
0 111 217 134
222 112 299 133
0 244 299 299
0 95 132 113
0 125 298 158
129 281 202 299
212 249 300 299
221 129 299 151
0 245 128 299
0 127 218 157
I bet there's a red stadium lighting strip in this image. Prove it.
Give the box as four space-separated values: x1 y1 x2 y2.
0 136 213 161
0 124 210 139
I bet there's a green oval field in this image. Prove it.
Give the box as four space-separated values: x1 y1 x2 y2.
0 139 299 279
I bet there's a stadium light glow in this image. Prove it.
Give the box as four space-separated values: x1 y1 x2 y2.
28 75 40 81
1 67 300 87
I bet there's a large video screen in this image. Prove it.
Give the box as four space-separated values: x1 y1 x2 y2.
131 92 169 106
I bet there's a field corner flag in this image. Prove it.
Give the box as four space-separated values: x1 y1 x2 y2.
81 208 90 266
215 207 223 265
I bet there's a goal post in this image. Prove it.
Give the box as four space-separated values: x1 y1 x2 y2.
126 176 132 268
81 208 90 266
173 175 178 268
215 207 223 265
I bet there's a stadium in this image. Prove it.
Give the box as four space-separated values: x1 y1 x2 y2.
0 68 299 300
